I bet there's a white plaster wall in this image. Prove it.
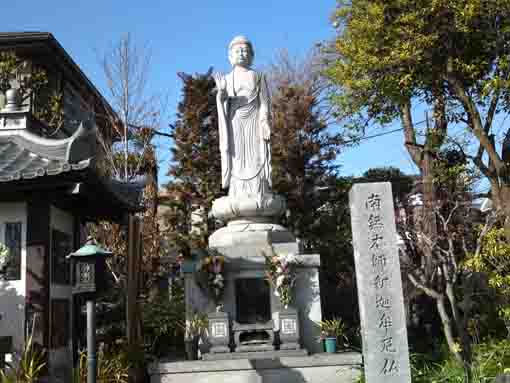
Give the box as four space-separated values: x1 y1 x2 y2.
0 203 27 354
49 206 73 379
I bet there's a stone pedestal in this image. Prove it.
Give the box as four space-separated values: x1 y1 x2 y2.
202 193 322 357
179 191 323 359
150 353 363 383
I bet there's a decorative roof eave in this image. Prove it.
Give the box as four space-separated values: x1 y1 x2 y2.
0 114 97 183
0 159 91 183
58 174 145 223
0 166 145 223
0 118 96 162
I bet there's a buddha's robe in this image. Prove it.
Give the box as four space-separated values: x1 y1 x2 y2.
217 70 272 198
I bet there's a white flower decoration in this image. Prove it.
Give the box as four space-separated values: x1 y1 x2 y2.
0 243 9 270
285 253 297 264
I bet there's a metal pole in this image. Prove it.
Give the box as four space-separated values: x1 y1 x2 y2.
86 299 96 383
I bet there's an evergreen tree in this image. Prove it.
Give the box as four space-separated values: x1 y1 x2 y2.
165 70 223 255
358 166 415 205
271 74 344 250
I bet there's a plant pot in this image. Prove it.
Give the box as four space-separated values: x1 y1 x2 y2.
324 337 337 353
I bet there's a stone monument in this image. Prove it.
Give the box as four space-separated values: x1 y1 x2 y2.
188 35 322 358
349 182 411 382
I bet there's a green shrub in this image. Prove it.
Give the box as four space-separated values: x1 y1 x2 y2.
424 339 510 382
73 349 129 383
141 283 185 358
0 334 46 383
356 339 510 382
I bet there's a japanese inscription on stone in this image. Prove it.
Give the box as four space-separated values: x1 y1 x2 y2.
349 183 411 383
211 322 227 338
281 318 297 335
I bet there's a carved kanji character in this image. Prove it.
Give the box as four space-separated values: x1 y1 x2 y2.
380 358 399 375
380 336 396 353
378 312 393 333
372 252 387 271
374 274 390 289
369 232 384 250
366 193 382 211
368 214 384 231
375 295 391 309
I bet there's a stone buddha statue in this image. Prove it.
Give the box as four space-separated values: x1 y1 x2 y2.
210 36 285 239
213 35 272 199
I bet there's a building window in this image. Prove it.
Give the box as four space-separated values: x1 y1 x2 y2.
51 230 71 285
50 299 70 349
3 222 22 280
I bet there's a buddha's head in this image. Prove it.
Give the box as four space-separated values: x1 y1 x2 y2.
228 36 254 68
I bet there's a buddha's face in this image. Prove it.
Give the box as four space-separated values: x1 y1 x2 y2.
229 43 253 68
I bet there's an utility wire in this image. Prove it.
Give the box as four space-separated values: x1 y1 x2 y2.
343 127 403 144
342 117 430 144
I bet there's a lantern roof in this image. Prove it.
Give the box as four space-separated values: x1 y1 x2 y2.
67 238 112 259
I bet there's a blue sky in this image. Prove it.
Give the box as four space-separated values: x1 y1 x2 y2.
2 0 418 183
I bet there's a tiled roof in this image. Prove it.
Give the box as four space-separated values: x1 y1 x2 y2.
0 121 95 182
0 137 90 182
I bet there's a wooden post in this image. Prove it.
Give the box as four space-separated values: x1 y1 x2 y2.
135 219 143 342
126 215 144 383
126 214 137 346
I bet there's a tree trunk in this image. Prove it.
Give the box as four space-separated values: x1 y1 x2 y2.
499 185 510 241
436 296 463 364
421 150 437 274
446 283 473 383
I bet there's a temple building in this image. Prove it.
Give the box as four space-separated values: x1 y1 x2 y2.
0 32 142 382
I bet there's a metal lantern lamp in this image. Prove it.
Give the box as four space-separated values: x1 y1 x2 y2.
67 237 112 383
68 237 112 295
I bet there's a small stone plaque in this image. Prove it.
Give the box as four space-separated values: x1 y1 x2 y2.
212 322 227 338
281 318 297 335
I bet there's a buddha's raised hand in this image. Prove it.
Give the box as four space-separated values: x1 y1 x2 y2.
213 72 227 100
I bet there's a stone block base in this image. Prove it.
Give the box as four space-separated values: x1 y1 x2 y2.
202 349 308 361
150 353 362 383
